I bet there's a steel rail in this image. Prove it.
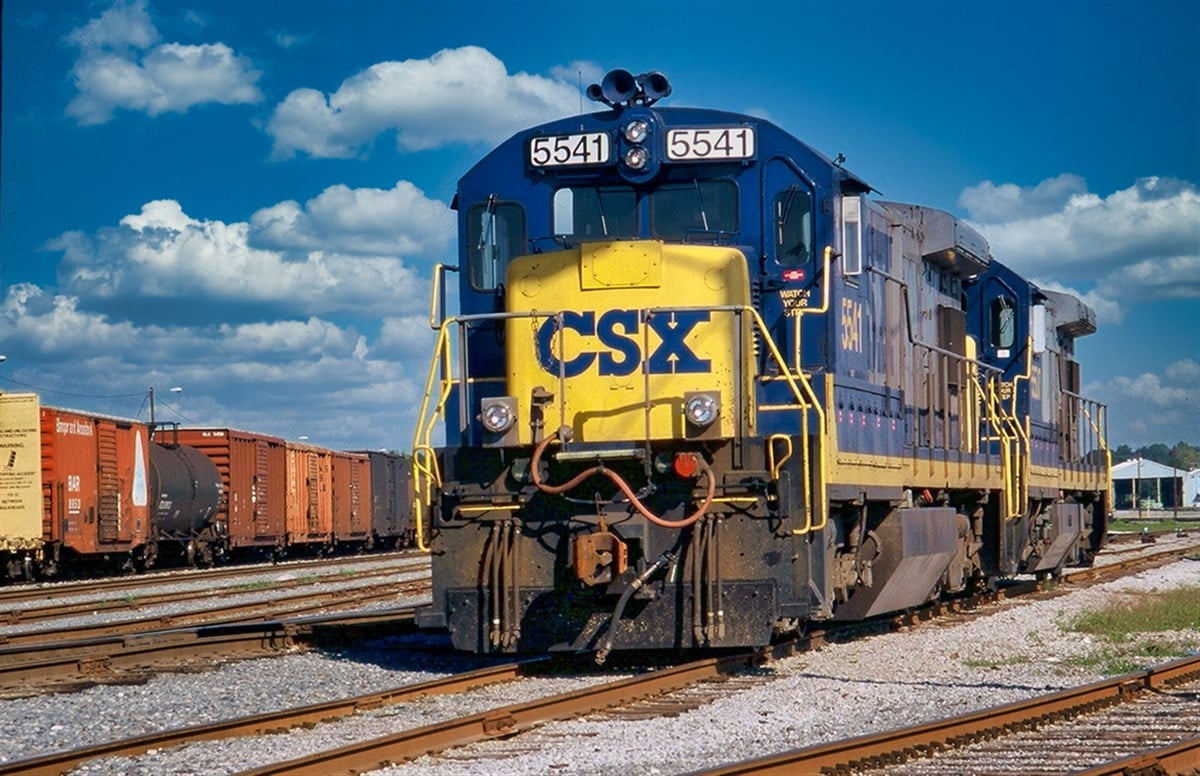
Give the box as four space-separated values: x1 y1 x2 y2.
1073 736 1200 775
0 658 532 776
0 563 428 624
0 578 429 648
237 649 789 776
695 655 1200 775
0 551 422 605
0 608 417 692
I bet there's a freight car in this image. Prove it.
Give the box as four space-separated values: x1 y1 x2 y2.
410 71 1111 659
0 398 223 577
359 450 415 549
172 427 288 561
171 431 396 560
0 399 416 579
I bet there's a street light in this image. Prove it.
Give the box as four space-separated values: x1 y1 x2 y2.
149 386 183 437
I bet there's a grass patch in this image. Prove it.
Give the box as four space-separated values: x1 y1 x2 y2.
1109 518 1192 533
1062 584 1200 674
1067 586 1200 637
232 580 275 591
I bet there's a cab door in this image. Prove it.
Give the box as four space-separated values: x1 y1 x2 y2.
758 157 819 386
969 271 1030 417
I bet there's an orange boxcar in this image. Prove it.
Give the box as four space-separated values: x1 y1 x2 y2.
331 451 372 546
285 441 333 548
40 407 152 563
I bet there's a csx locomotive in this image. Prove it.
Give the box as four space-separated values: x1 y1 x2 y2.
412 70 1110 660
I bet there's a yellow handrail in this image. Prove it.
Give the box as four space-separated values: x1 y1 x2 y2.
767 434 793 480
744 305 827 534
409 322 456 553
781 246 833 535
1081 402 1114 510
978 374 1027 520
791 246 833 374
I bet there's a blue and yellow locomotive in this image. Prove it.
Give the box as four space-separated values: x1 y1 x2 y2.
412 71 1110 659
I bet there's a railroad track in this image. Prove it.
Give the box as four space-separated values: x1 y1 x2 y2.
0 571 431 696
0 607 417 696
13 626 1195 775
0 576 429 649
0 645 798 776
0 562 427 625
2 541 1195 773
0 550 421 606
698 655 1200 775
0 657 532 776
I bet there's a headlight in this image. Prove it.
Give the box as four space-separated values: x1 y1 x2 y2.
623 119 649 143
480 398 516 433
684 393 720 427
624 146 649 170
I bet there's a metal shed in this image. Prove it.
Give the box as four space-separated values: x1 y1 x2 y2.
1111 457 1187 510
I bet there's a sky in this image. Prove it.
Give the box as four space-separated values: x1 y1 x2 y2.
1 0 1197 452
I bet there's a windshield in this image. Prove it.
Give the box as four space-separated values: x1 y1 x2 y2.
553 187 638 240
552 180 738 244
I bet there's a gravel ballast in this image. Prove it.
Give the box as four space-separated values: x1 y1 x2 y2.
0 542 1195 775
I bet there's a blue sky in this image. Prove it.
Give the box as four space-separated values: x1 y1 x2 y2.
2 0 1197 451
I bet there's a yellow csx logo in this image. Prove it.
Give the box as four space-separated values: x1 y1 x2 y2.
840 298 863 353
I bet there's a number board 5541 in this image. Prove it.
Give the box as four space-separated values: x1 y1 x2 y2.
667 127 755 161
529 133 611 167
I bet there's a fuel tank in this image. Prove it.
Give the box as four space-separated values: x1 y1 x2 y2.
149 443 223 537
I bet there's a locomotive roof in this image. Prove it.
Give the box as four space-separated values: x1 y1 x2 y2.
456 105 872 198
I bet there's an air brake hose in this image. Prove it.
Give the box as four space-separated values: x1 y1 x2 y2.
530 427 714 529
595 549 677 665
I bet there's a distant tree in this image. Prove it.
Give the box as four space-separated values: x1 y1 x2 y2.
1170 441 1200 470
1112 444 1135 464
1139 443 1173 466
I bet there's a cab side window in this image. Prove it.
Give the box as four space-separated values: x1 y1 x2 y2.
989 296 1016 349
774 187 812 266
468 200 525 290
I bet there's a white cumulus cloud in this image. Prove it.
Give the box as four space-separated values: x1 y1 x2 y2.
958 173 1088 222
375 314 439 360
0 281 425 449
65 0 158 51
48 197 431 321
961 175 1200 321
65 0 261 125
266 46 582 159
1090 359 1200 446
249 180 454 257
2 283 143 356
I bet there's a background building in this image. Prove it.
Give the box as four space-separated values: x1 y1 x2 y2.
1111 458 1188 510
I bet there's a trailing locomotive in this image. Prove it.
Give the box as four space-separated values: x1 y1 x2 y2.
411 70 1111 659
0 396 415 579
